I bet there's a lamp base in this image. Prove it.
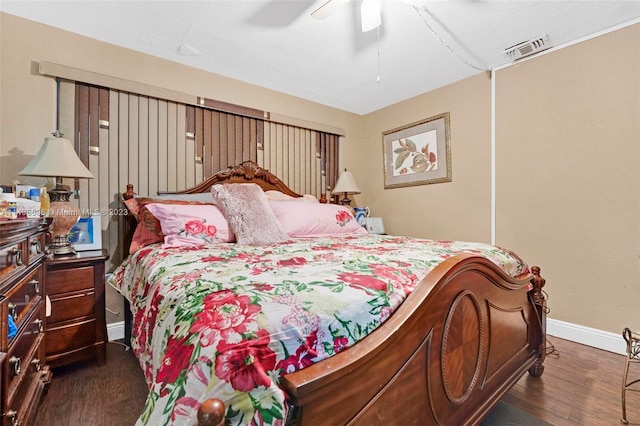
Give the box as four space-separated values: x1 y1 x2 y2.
49 235 76 256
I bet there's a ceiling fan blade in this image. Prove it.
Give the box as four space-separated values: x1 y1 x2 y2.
311 0 350 20
361 0 381 32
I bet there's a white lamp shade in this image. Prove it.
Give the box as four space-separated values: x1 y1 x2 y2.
19 136 94 179
332 170 361 195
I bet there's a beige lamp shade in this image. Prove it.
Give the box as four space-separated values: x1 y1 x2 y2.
19 136 94 179
332 170 361 206
331 171 361 195
19 136 94 255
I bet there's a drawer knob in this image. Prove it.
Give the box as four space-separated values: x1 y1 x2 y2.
5 410 18 426
10 248 22 266
34 319 43 334
8 303 17 321
9 356 21 375
31 239 42 254
30 279 40 294
31 358 41 371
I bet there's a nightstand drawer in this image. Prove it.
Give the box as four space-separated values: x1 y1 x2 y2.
48 290 96 324
45 249 108 368
47 265 94 293
46 318 97 356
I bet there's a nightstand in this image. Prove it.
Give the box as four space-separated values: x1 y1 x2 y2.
45 249 109 368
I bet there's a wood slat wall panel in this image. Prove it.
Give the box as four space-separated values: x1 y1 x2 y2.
73 84 341 269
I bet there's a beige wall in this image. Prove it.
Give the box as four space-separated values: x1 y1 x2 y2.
358 24 640 335
358 73 492 243
2 12 639 336
495 25 640 333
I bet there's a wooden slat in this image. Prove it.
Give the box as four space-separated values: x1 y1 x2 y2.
98 124 109 254
167 102 178 191
128 94 140 193
99 88 109 125
89 86 100 149
108 90 121 266
219 113 228 170
242 117 251 163
212 111 222 174
157 100 168 191
176 103 187 191
118 93 130 189
203 109 213 176
138 96 149 197
148 99 159 198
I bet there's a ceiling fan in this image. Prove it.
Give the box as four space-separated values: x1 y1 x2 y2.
312 0 382 32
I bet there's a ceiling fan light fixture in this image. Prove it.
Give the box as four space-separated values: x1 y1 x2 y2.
361 0 381 32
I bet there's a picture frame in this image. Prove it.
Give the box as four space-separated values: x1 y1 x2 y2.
383 112 452 188
365 217 386 235
69 214 102 251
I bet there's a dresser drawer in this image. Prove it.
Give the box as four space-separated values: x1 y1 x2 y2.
4 265 43 335
46 317 97 356
0 240 24 283
4 307 45 409
26 231 47 266
47 265 94 294
48 290 96 324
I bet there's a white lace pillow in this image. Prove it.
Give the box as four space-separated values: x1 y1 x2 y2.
211 183 289 246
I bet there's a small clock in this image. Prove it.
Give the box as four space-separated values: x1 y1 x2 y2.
365 217 386 235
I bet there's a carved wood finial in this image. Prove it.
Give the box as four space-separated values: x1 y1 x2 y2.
197 398 226 426
530 266 546 305
123 184 136 200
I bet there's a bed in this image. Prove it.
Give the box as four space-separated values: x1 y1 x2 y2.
110 160 547 426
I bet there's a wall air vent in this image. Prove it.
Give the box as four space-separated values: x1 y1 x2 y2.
502 34 551 61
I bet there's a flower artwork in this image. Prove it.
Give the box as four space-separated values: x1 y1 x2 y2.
392 129 438 176
383 112 452 188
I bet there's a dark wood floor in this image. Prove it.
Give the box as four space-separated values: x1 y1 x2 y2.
504 336 637 425
35 337 636 425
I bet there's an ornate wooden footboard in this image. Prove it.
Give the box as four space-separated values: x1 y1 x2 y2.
121 161 546 426
194 256 546 426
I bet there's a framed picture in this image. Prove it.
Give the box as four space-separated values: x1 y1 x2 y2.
365 217 386 235
383 112 451 188
69 214 102 251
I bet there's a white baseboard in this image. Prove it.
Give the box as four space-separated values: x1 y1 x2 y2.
107 320 125 342
106 317 628 355
547 317 626 355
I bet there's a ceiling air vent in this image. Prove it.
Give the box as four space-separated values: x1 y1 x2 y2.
502 34 551 61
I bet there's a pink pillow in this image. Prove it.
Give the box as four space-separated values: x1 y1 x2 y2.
211 183 289 246
145 203 234 246
269 201 368 238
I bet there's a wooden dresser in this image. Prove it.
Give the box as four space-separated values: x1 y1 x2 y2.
45 249 108 369
0 219 51 426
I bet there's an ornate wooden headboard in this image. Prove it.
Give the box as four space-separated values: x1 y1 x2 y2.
121 161 303 254
157 160 303 197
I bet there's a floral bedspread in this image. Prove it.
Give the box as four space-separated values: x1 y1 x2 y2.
108 234 529 426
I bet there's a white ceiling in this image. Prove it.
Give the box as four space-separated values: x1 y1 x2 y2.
2 1 639 115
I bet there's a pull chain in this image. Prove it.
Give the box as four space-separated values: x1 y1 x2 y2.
377 25 381 83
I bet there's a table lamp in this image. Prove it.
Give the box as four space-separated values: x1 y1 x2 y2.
331 169 361 206
19 133 94 255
